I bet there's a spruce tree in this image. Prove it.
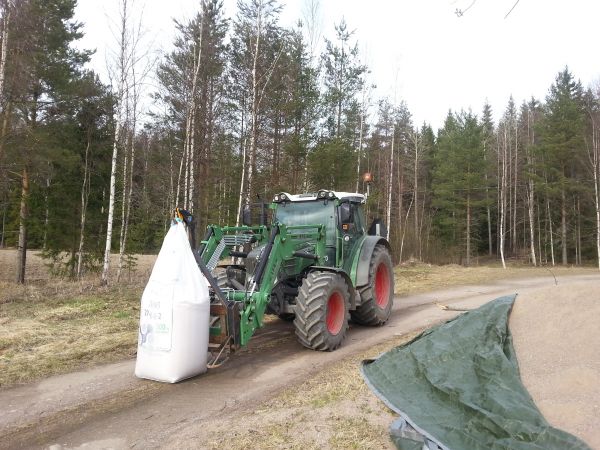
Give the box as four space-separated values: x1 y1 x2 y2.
432 111 486 265
536 67 585 265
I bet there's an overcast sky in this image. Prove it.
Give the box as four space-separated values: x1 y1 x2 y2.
74 0 600 129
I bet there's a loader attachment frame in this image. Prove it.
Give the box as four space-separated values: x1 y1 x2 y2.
198 223 327 350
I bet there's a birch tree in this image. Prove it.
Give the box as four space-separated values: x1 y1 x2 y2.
117 9 154 282
102 0 133 285
231 0 283 223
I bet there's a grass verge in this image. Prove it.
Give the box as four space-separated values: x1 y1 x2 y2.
0 281 142 388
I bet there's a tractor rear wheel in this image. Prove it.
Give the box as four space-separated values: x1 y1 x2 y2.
294 271 350 351
351 244 394 326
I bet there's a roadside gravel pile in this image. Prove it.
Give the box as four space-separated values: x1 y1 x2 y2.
510 282 600 449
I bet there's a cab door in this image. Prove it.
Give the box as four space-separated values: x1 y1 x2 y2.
338 201 365 270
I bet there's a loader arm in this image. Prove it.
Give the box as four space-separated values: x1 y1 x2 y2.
199 223 327 348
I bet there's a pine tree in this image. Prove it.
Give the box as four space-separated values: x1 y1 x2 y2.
4 0 91 283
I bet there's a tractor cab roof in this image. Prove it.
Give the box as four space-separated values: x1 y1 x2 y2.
273 190 366 204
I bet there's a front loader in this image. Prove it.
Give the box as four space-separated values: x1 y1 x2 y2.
179 189 394 365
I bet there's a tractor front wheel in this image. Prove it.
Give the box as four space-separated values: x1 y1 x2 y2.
351 244 394 326
294 271 350 351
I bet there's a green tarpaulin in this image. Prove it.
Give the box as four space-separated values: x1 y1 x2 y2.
361 295 591 450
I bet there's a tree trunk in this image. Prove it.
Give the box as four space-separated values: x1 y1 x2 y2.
102 0 128 285
77 138 91 278
483 139 492 257
547 198 555 266
498 133 507 269
413 132 420 260
576 196 581 266
386 127 395 241
466 193 471 266
355 84 367 192
42 169 50 250
561 188 567 265
16 166 29 284
235 112 246 227
102 119 121 285
244 1 262 210
0 204 6 248
527 184 537 266
399 195 413 264
511 122 519 255
595 165 600 270
0 0 9 164
118 125 136 281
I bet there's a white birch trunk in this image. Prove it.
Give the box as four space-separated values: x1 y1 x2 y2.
186 11 204 213
595 163 600 270
399 195 413 264
102 0 128 285
77 138 91 278
355 83 367 192
236 137 247 227
386 127 395 241
0 0 10 107
102 119 121 284
526 109 537 266
499 131 507 269
413 130 420 260
245 1 262 209
547 198 555 266
117 94 137 281
526 184 537 266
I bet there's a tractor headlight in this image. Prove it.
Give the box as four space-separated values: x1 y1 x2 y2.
280 194 287 201
328 192 334 198
319 191 327 198
273 195 279 202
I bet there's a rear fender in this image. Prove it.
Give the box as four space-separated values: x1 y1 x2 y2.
354 236 391 287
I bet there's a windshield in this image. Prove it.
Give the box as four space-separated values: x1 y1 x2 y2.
275 201 336 246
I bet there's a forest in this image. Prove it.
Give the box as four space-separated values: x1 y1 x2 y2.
1 0 599 284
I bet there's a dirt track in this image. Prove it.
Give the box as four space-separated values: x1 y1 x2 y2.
1 274 598 449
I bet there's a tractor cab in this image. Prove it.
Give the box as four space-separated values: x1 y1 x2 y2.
272 190 366 270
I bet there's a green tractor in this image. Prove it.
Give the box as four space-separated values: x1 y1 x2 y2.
188 189 394 361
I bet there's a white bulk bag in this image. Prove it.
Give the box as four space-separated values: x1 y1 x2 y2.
135 221 210 383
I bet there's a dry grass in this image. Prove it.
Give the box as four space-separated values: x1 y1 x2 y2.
394 261 595 295
0 248 156 283
197 332 420 450
0 249 157 388
0 282 142 388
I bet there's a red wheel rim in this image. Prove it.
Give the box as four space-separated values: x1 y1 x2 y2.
375 263 390 308
326 292 344 335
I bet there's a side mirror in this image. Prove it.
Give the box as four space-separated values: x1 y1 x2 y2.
242 205 252 226
339 203 352 224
